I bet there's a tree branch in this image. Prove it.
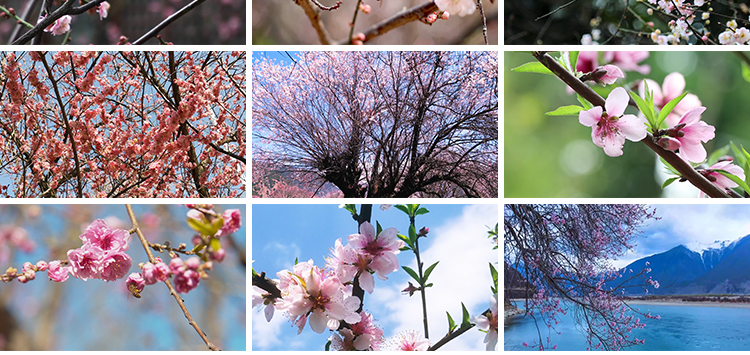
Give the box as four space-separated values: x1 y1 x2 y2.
336 1 438 44
532 51 732 198
294 0 335 45
132 0 207 45
125 204 220 351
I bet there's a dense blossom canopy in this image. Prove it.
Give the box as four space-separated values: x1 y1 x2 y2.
253 51 498 198
0 51 246 198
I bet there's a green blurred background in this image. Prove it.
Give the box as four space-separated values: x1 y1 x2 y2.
504 51 750 198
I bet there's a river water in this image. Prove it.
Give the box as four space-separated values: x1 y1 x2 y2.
504 303 750 351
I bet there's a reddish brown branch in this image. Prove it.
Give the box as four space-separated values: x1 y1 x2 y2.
125 204 220 351
532 51 732 198
294 0 335 44
336 2 439 44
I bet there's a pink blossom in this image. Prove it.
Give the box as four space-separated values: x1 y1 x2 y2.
185 256 201 270
169 257 185 274
44 15 72 36
388 330 429 351
470 294 498 351
350 312 384 350
592 65 624 85
702 161 746 194
126 272 145 294
252 285 276 322
35 260 48 272
142 261 169 284
434 0 475 17
640 72 702 127
97 1 110 20
215 209 241 237
67 247 102 280
667 106 715 163
578 87 647 157
100 251 132 282
174 269 200 293
347 221 401 280
210 248 226 262
47 260 69 282
79 219 129 252
576 52 599 73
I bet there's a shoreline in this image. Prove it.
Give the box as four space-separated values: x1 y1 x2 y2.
623 299 750 309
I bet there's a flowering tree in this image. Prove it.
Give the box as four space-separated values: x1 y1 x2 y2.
504 204 659 350
253 0 496 45
252 204 498 351
0 51 245 198
506 0 750 45
0 0 244 45
0 204 245 350
253 51 498 198
510 51 750 198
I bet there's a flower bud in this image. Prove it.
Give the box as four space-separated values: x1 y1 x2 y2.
186 256 201 270
657 137 681 151
441 11 450 20
210 248 226 263
35 260 48 272
418 226 430 237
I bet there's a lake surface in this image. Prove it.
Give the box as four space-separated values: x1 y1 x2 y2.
504 303 750 351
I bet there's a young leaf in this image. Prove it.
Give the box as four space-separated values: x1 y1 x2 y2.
397 233 413 250
569 51 580 73
661 177 679 189
447 311 457 333
511 62 554 75
545 105 584 116
394 204 410 215
409 225 418 247
402 266 421 284
656 91 688 129
209 237 222 252
294 257 298 265
716 170 750 195
730 141 747 167
423 261 440 282
376 221 383 236
461 302 471 326
424 283 433 287
629 90 656 129
659 156 680 175
577 94 593 110
342 204 358 215
489 263 498 292
325 340 331 351
414 207 430 216
707 144 731 166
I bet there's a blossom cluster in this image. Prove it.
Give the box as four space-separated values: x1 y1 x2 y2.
42 1 110 36
56 219 132 283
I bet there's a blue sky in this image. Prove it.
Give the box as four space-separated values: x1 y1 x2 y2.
611 204 750 268
251 204 499 351
2 204 246 350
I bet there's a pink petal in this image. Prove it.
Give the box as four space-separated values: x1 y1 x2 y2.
602 132 626 157
605 87 629 117
673 93 701 115
359 271 375 293
677 140 707 163
264 304 275 322
309 310 328 333
678 106 707 126
579 106 602 127
616 114 647 142
680 122 715 144
662 72 686 102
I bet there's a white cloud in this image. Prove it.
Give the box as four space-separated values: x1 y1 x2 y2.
251 306 286 350
368 204 499 351
263 241 301 271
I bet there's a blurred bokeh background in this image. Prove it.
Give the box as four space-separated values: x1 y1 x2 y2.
0 204 246 350
0 0 245 45
505 51 750 198
252 0 497 45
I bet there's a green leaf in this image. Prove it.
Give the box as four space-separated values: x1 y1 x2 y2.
708 145 731 166
342 204 357 215
461 302 471 326
629 90 656 129
511 62 554 75
490 263 498 293
742 62 750 83
186 216 224 237
716 169 750 195
423 261 439 282
408 225 418 247
209 237 221 252
397 233 413 250
424 283 433 287
294 257 298 265
661 177 679 189
656 92 688 129
191 242 206 253
570 51 579 73
394 204 410 215
545 105 584 116
577 94 593 110
447 312 457 333
659 156 680 176
325 340 331 351
402 266 421 284
376 221 383 237
414 207 430 216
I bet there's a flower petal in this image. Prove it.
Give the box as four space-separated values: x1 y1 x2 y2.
605 87 629 117
678 106 707 126
616 114 647 142
662 72 686 102
309 310 328 333
579 106 602 127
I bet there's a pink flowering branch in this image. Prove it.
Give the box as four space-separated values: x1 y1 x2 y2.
335 2 439 44
11 0 109 45
532 51 732 198
125 204 220 351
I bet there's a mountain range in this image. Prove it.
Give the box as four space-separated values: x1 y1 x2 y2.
614 234 750 295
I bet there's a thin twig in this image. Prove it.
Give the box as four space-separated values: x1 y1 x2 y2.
535 0 578 21
337 2 439 44
132 0 207 45
532 51 732 198
125 204 221 351
477 0 488 45
294 0 335 44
